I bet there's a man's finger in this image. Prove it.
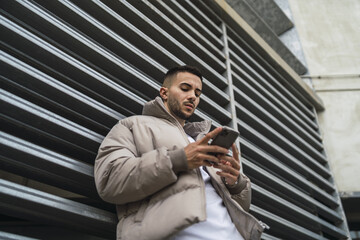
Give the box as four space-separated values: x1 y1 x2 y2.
214 162 239 175
216 171 238 184
217 155 240 171
199 127 222 144
231 144 240 162
200 153 220 164
227 157 240 170
198 145 229 155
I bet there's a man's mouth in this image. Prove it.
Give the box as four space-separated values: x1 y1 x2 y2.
184 102 194 110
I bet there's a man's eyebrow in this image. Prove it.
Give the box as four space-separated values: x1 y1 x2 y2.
180 82 202 93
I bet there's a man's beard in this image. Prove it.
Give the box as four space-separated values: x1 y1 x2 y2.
168 97 194 120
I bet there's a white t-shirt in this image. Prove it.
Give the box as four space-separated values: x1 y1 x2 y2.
171 136 244 240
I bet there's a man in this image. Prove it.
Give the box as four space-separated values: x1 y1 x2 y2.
94 65 265 240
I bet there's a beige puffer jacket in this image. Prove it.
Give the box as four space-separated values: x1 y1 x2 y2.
94 97 264 240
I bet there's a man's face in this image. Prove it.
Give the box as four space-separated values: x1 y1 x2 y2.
162 72 202 125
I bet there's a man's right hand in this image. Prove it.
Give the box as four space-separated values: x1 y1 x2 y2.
184 127 229 169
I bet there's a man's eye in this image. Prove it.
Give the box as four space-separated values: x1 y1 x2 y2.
181 88 189 91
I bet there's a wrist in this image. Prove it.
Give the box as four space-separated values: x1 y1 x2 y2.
168 148 188 173
223 175 239 186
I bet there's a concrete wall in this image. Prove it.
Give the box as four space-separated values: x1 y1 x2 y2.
289 0 360 193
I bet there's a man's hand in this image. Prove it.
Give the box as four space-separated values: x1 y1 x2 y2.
184 127 229 169
213 144 240 185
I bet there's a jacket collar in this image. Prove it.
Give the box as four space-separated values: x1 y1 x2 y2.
142 96 211 137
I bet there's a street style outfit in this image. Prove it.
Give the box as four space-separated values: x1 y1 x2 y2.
94 97 265 240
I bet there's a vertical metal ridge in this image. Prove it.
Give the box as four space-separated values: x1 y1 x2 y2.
226 32 316 119
232 78 324 151
235 100 332 179
229 48 318 130
230 59 320 137
234 95 327 165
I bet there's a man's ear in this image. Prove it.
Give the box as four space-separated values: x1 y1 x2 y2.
159 87 168 101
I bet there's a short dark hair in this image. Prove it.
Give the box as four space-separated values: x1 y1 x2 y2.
162 65 202 88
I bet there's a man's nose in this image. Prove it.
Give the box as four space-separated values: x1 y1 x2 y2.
187 91 196 101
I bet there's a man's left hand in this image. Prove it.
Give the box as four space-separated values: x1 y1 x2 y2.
213 144 240 186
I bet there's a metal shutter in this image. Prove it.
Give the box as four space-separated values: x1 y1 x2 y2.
0 0 349 239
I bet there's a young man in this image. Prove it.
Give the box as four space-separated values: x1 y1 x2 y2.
94 65 264 239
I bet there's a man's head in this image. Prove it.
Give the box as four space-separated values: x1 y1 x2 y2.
160 65 203 126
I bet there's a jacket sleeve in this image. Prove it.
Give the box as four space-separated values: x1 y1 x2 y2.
225 173 252 212
94 121 188 205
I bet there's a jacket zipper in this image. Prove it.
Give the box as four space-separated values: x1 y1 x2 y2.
160 99 209 222
174 119 207 221
196 168 206 221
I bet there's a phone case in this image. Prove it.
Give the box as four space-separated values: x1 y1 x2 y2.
210 126 239 149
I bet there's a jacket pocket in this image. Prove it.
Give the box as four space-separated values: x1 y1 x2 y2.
134 199 148 223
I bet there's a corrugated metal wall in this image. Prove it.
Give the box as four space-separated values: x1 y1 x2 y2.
0 0 349 239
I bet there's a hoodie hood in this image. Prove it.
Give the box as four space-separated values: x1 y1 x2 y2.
142 96 174 122
142 96 211 138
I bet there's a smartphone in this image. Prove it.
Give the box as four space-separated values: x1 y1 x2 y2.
207 126 239 164
210 126 239 149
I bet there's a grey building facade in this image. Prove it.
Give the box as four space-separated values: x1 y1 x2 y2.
0 0 350 239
